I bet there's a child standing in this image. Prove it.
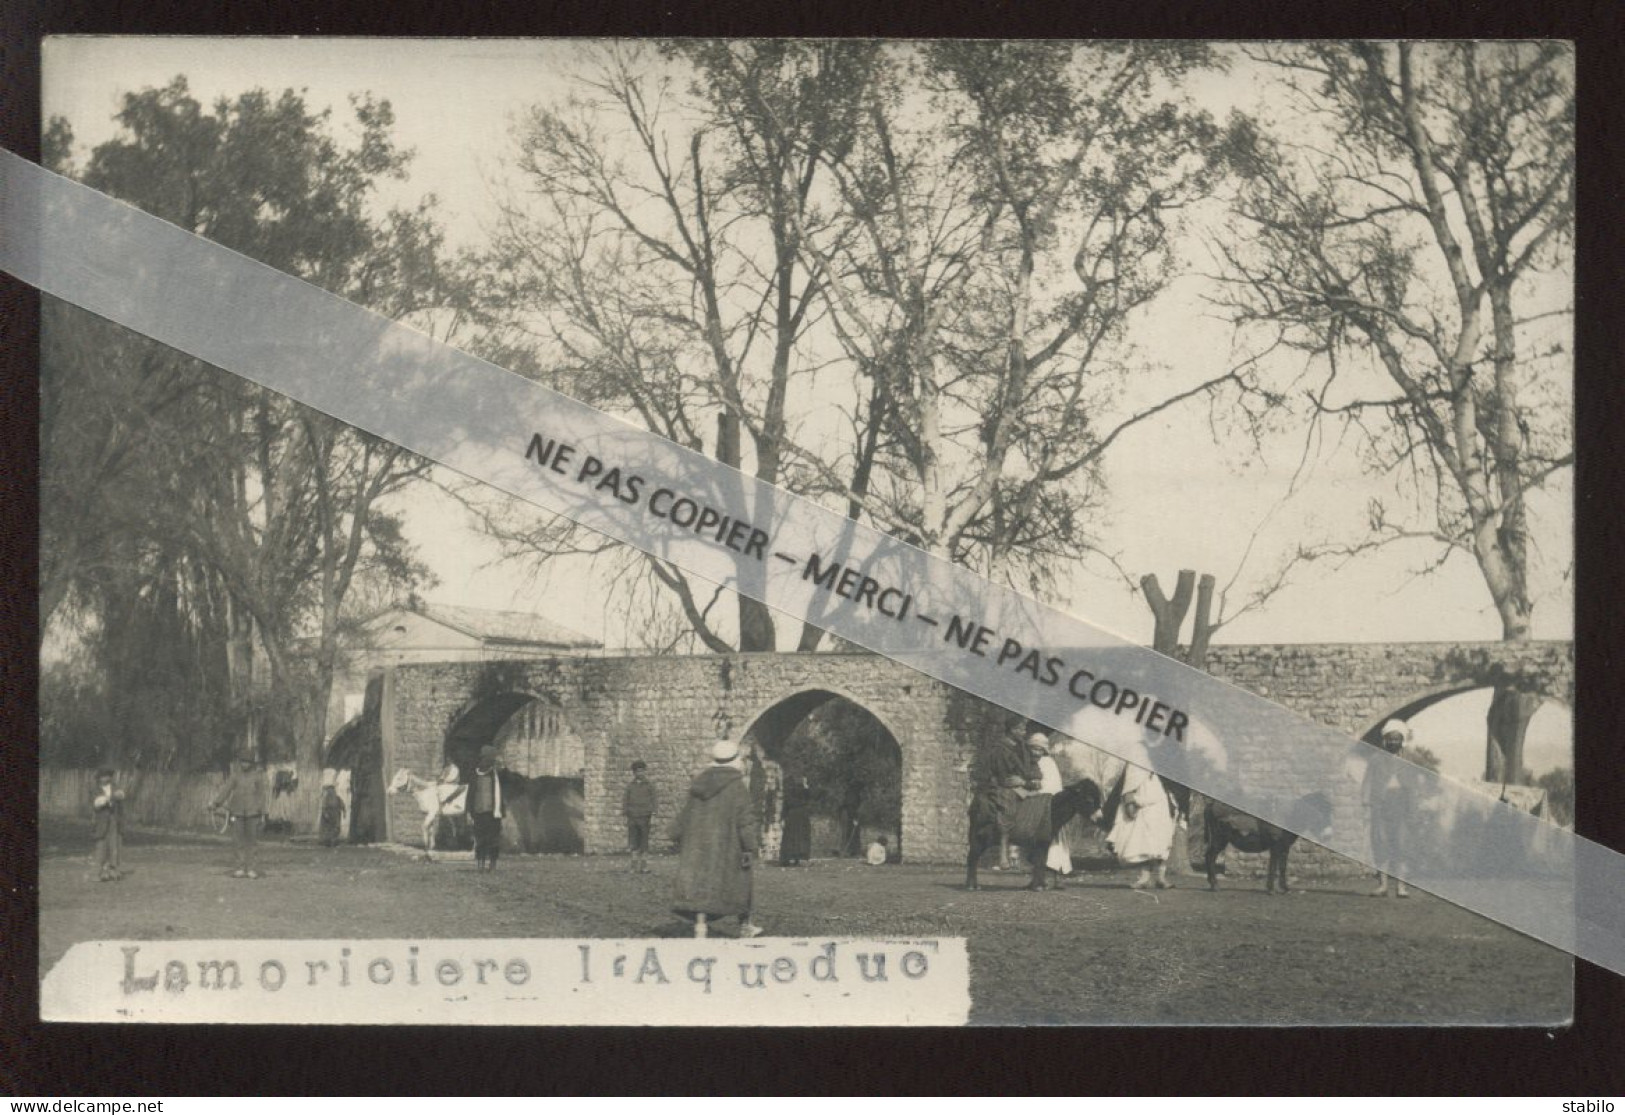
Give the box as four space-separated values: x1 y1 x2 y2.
91 767 126 881
622 760 658 874
318 781 347 848
210 754 271 879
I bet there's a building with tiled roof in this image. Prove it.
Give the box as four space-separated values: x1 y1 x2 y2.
327 602 603 728
385 602 603 654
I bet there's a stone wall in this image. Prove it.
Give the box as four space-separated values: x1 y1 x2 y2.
378 641 1573 868
1188 641 1574 880
383 653 984 861
1202 641 1574 739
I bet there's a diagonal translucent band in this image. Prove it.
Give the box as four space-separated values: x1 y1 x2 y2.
6 149 1619 976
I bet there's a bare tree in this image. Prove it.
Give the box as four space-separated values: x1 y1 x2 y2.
486 42 864 651
758 43 1243 645
482 43 1257 655
1216 42 1574 778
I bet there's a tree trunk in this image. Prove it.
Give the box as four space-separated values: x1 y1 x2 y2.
225 594 255 760
1482 573 1538 784
306 638 337 774
1141 570 1195 656
798 377 888 655
796 622 827 653
1187 573 1217 672
1140 568 1214 877
917 357 945 554
39 563 74 643
737 602 776 652
1485 686 1542 784
717 410 777 652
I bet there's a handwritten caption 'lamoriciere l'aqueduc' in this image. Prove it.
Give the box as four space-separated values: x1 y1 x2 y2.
42 939 971 1025
526 433 1190 741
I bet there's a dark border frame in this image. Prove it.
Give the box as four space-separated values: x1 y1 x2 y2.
4 0 1622 1096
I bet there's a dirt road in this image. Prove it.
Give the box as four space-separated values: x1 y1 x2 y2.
38 822 1571 1025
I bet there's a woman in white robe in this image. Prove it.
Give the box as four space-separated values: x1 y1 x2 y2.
1030 734 1072 881
1108 762 1176 889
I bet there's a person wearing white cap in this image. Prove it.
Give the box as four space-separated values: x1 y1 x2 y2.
1364 718 1415 898
672 736 762 938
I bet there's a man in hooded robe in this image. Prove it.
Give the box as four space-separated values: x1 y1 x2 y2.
672 737 762 939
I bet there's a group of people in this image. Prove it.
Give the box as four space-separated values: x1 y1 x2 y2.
980 712 1423 896
92 754 273 880
90 711 1420 907
978 716 1185 892
87 755 278 882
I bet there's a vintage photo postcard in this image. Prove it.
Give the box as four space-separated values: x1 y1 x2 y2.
35 38 1580 1026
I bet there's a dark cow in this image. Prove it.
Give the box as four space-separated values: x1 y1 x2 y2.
1203 793 1334 894
966 779 1103 892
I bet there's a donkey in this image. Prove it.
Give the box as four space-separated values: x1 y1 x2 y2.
1203 792 1334 894
966 779 1103 891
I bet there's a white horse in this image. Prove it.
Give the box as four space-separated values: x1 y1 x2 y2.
389 767 468 858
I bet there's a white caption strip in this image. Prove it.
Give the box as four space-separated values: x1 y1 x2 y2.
5 149 1619 977
41 939 970 1025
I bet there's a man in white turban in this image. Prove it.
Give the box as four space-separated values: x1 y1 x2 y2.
1364 718 1415 898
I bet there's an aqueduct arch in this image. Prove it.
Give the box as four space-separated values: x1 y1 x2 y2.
434 686 588 853
373 641 1572 862
443 690 538 772
736 684 909 756
738 687 907 858
1355 681 1491 742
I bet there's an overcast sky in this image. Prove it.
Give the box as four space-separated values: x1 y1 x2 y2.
41 38 1576 778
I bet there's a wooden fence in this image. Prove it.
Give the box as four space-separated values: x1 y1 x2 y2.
41 767 326 835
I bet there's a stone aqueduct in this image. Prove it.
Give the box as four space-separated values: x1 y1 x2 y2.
367 641 1574 863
